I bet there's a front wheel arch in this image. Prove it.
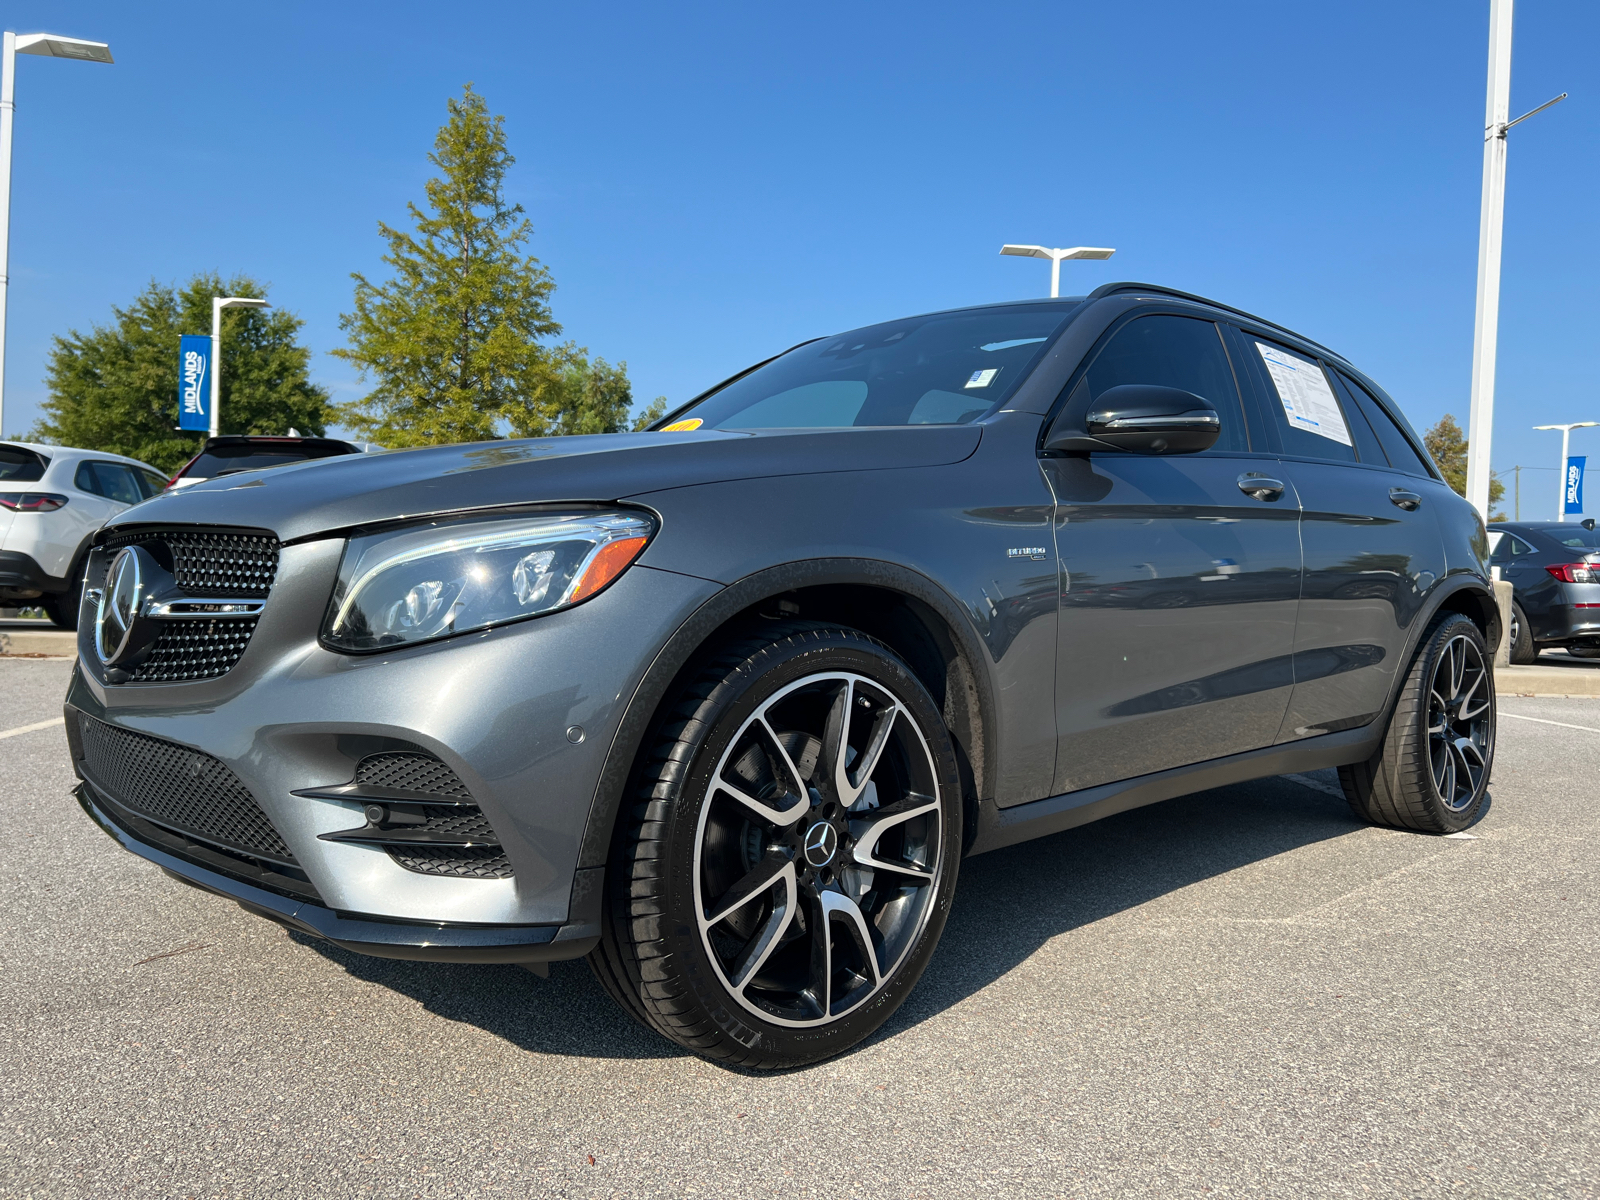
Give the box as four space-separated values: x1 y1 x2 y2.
576 559 999 882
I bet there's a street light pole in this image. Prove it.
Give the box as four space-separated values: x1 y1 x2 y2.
0 31 113 437
999 245 1116 298
210 297 268 439
1533 422 1597 522
1463 0 1567 520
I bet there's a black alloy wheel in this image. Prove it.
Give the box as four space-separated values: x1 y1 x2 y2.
590 622 962 1069
1425 630 1493 812
1340 613 1495 834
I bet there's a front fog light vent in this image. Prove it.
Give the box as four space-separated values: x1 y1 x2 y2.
296 751 513 880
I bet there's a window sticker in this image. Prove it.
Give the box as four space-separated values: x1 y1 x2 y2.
1255 342 1351 446
964 368 999 389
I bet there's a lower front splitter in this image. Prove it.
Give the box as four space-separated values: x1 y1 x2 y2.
77 785 598 964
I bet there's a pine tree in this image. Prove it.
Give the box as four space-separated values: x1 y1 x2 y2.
1424 413 1506 521
335 85 655 445
30 274 329 473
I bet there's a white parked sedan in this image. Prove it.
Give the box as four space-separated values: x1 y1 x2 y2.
0 441 167 628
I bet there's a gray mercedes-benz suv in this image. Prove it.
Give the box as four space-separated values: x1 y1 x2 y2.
68 282 1498 1068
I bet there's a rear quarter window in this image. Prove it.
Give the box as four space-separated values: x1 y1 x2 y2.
1338 373 1433 478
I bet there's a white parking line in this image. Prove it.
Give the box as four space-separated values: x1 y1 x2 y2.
0 716 65 740
1501 712 1600 735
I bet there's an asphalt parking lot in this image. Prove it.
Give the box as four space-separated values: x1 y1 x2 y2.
2 655 1596 1199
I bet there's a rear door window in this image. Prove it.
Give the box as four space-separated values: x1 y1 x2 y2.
76 461 144 504
1055 314 1252 453
1245 338 1357 463
137 469 169 498
1337 373 1434 478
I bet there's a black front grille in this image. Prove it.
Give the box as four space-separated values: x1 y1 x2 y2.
99 527 280 684
350 752 513 880
77 714 295 864
103 527 279 597
125 617 259 683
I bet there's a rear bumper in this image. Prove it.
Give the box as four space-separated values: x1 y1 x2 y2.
0 549 66 595
78 783 597 964
1534 604 1600 643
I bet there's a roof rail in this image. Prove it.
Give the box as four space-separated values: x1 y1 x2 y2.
1085 282 1342 361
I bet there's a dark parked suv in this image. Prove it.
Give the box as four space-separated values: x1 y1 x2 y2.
1488 519 1600 661
68 283 1498 1068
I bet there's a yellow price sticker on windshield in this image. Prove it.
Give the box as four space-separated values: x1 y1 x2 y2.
662 418 703 432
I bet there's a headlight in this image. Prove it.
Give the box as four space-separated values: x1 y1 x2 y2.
322 509 655 652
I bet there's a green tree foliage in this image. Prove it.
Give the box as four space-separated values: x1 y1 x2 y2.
510 357 667 436
1424 413 1505 521
334 85 657 445
29 274 330 473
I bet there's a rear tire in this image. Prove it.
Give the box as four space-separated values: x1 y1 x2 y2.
590 621 962 1069
40 563 85 631
1508 602 1538 664
1339 613 1494 834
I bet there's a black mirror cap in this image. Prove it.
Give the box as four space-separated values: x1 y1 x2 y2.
1044 384 1222 455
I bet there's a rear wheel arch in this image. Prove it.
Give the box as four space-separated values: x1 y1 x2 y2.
577 560 999 881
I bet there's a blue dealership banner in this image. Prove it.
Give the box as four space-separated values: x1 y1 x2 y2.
177 335 211 431
1565 455 1586 516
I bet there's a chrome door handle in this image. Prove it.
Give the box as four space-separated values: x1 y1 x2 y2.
1237 474 1285 501
1389 489 1422 511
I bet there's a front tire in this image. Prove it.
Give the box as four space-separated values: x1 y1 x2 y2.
590 622 962 1069
1339 613 1495 833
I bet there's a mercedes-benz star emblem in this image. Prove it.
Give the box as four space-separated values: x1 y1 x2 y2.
95 546 152 666
802 821 839 868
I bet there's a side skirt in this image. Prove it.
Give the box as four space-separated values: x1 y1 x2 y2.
967 723 1380 855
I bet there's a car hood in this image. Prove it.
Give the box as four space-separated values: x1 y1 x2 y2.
106 425 984 543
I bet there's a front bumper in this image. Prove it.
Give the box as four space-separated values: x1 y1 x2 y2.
79 783 592 963
70 535 722 931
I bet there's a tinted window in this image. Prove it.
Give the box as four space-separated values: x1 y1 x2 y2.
1331 375 1388 465
1338 373 1432 477
1489 532 1535 562
186 442 352 478
1060 314 1250 453
137 469 168 498
1547 528 1600 550
1249 340 1356 463
672 306 1073 430
75 461 144 504
0 446 47 482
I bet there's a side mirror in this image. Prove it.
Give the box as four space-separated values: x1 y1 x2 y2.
1044 384 1221 455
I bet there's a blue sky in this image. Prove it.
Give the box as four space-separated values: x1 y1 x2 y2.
2 1 1595 517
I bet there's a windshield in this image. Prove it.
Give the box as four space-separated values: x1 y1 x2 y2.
186 443 353 478
670 305 1074 431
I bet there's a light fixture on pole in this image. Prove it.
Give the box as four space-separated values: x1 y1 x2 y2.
1000 245 1116 298
1463 0 1567 520
1533 423 1596 522
210 298 269 438
0 31 113 437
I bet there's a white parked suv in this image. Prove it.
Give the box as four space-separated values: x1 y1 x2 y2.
0 441 167 628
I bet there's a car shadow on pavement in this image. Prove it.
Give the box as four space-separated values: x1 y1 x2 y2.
295 771 1363 1065
875 771 1366 1046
